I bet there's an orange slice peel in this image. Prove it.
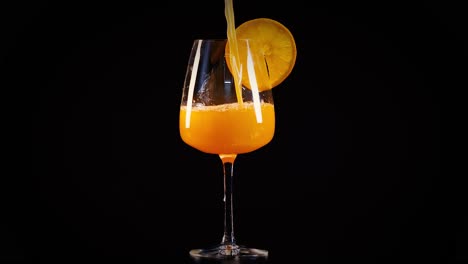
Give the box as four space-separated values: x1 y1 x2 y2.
225 18 297 91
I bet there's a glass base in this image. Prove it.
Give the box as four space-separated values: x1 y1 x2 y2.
190 244 268 259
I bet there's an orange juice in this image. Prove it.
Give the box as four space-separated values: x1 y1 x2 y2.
180 102 275 154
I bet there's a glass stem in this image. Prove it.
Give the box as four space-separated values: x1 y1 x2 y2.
219 154 238 252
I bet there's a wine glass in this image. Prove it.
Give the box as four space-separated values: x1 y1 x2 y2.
179 39 274 258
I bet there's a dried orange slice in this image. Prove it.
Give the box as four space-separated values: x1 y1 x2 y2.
225 18 297 91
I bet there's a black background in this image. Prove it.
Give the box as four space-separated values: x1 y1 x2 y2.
3 0 464 263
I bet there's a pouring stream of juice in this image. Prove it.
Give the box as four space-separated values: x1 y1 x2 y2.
224 0 243 105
